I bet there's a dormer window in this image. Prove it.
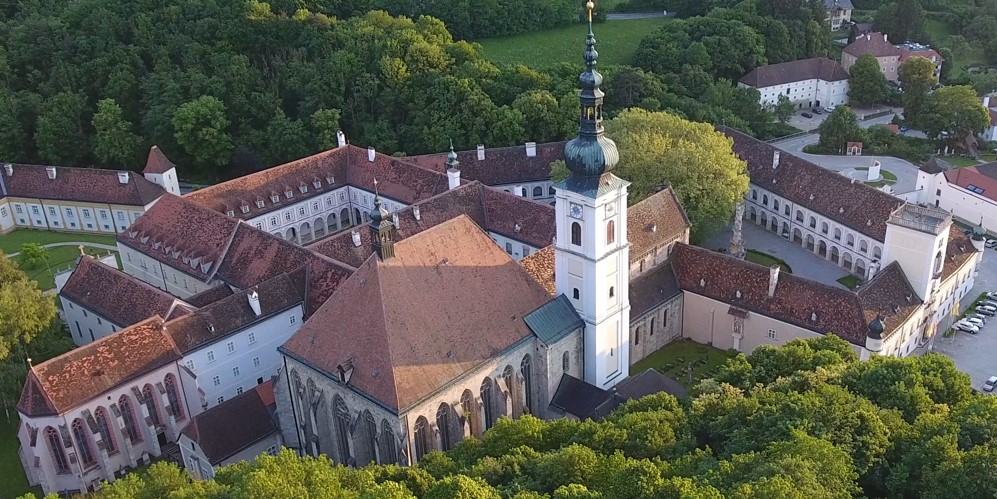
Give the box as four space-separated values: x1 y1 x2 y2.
270 194 279 203
326 175 335 185
226 210 235 217
241 204 250 214
257 199 265 208
299 184 308 194
285 189 293 199
313 180 322 189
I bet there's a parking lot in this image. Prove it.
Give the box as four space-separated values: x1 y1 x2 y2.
926 245 997 393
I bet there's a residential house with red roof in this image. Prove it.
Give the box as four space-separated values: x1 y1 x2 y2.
915 155 997 235
0 146 178 235
842 32 902 81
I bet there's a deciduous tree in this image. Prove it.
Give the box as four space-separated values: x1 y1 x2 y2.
899 55 938 127
92 98 141 167
921 85 991 141
849 54 890 105
0 253 56 362
171 95 234 179
817 106 864 152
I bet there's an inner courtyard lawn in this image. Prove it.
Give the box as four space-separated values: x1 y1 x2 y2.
0 229 116 255
630 339 733 388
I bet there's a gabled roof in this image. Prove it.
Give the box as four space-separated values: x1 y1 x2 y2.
405 142 567 186
17 317 180 417
739 58 850 88
520 245 556 296
60 256 184 328
143 146 176 175
282 215 553 412
844 32 901 58
720 126 902 241
181 381 277 464
824 0 854 10
307 182 555 268
941 226 979 283
669 243 921 346
550 369 686 420
944 163 997 203
1 163 164 206
627 186 690 259
165 270 306 354
920 157 953 175
524 294 583 344
118 193 241 281
184 284 236 308
629 263 681 319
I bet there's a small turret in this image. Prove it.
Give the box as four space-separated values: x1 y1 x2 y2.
369 185 395 260
866 314 885 354
971 218 987 252
446 140 461 190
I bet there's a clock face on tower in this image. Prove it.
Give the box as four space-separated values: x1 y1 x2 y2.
569 202 583 219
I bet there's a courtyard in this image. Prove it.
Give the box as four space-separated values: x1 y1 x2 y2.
1 229 118 290
703 220 856 289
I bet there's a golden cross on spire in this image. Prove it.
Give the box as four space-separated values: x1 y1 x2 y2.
587 0 594 22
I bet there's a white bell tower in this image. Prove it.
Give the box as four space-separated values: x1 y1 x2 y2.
553 1 631 389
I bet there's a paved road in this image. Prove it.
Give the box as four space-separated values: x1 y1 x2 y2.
772 114 923 195
7 241 118 258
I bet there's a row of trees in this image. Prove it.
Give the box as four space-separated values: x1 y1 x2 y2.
31 335 997 498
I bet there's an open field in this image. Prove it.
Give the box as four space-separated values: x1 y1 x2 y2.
479 18 669 68
924 16 989 69
630 339 733 388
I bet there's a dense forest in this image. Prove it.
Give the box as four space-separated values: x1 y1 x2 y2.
23 335 997 498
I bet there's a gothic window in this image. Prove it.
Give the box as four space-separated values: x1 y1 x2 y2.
414 416 432 461
521 355 534 414
437 403 456 451
46 427 70 474
460 389 480 438
562 352 570 372
143 385 162 426
650 317 656 336
165 374 184 421
334 396 352 465
379 420 398 465
664 309 669 327
571 222 581 246
481 378 496 429
503 365 517 414
72 419 96 467
95 408 117 454
357 411 377 466
606 220 615 244
119 396 141 442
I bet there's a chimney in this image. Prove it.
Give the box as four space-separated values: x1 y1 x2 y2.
767 265 780 298
866 33 871 41
336 130 347 148
367 147 375 162
117 172 129 184
46 167 56 180
413 205 421 221
772 150 780 168
476 144 485 161
985 96 992 108
883 33 888 42
525 142 537 157
351 230 361 247
515 185 524 197
391 212 400 228
447 169 461 190
247 290 261 317
2 163 10 176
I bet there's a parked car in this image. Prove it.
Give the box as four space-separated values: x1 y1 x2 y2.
801 112 814 118
970 313 989 323
812 108 823 114
955 322 979 334
975 306 996 316
965 317 986 328
981 300 997 308
987 291 997 300
824 106 835 113
985 240 997 249
984 376 997 392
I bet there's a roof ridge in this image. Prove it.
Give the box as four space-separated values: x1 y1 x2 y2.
185 148 345 200
367 253 402 410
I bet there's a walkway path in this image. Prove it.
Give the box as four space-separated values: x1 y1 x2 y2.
7 241 118 258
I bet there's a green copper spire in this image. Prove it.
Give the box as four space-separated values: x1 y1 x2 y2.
446 139 459 170
562 0 619 183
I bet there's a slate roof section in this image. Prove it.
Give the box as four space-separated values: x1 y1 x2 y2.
670 243 920 346
549 374 612 420
1 163 164 205
17 317 180 417
825 0 854 10
181 381 277 464
629 263 681 319
406 142 567 186
60 256 183 328
550 369 687 420
166 270 306 354
282 215 553 412
184 285 236 309
627 186 690 259
739 58 850 88
118 194 241 281
720 126 902 241
944 163 997 203
307 182 554 268
524 294 584 344
844 32 901 58
144 146 176 175
920 157 953 175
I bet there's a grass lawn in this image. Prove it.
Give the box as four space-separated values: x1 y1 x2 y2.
0 415 40 499
19 245 117 291
923 16 988 69
745 249 793 273
630 339 733 389
837 274 862 289
479 18 670 68
944 156 983 168
0 229 116 255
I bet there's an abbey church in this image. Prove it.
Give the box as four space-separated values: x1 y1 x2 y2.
10 5 981 495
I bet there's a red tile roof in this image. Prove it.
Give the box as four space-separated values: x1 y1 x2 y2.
17 317 181 417
669 243 920 346
941 226 979 283
307 182 554 267
282 215 553 411
627 186 690 259
521 245 556 296
184 284 236 308
60 256 183 328
899 49 943 65
165 270 306 353
721 127 902 241
739 58 850 88
214 224 353 316
343 146 450 204
944 164 997 203
1 164 164 206
181 381 277 464
118 194 240 281
143 146 176 175
406 142 567 186
844 32 901 58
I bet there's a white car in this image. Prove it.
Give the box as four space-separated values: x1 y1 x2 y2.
965 317 986 328
970 313 989 323
986 240 997 249
982 300 997 308
988 291 997 300
984 376 997 392
824 106 835 113
955 322 980 334
977 307 996 316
